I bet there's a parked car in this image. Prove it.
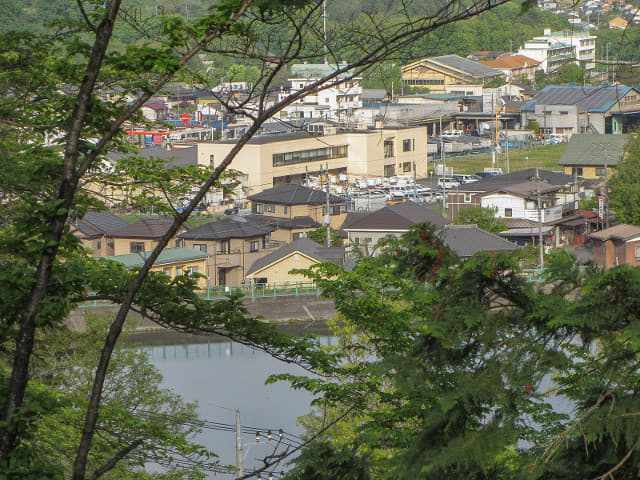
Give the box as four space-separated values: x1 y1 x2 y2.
437 177 461 189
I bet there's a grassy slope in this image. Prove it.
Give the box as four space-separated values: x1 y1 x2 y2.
439 144 568 175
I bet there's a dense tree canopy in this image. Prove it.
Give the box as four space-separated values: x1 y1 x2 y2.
608 134 640 225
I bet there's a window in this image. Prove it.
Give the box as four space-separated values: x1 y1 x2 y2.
596 167 608 177
293 232 308 241
284 206 288 215
264 204 276 213
254 203 264 214
175 266 184 276
130 241 145 253
636 245 640 261
209 154 215 166
504 208 513 218
384 164 395 177
262 236 267 248
174 238 183 247
571 167 583 176
219 239 230 254
163 267 171 275
193 243 207 253
95 240 101 250
249 240 259 252
186 266 199 275
384 140 394 158
404 79 444 85
403 161 412 173
403 139 414 152
272 145 348 167
464 193 471 203
331 205 342 215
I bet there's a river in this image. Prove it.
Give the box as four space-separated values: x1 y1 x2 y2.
132 326 333 478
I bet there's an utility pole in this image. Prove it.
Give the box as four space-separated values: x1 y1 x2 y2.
325 163 331 247
535 168 544 271
440 114 446 209
323 0 328 64
236 410 243 479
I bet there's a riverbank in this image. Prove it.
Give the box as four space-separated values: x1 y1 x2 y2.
66 295 337 333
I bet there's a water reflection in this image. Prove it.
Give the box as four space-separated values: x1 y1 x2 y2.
138 330 334 479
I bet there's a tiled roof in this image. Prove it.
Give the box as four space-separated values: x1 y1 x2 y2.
589 223 640 241
106 247 210 268
112 218 190 239
246 238 349 275
106 145 198 168
345 201 449 231
178 216 275 240
71 211 129 238
479 55 541 69
245 214 320 229
480 180 562 200
521 85 638 113
437 224 518 257
558 134 626 167
248 184 343 205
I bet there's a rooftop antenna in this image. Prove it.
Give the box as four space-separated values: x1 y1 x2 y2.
323 0 328 64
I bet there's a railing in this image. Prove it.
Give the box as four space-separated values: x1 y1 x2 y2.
203 282 322 300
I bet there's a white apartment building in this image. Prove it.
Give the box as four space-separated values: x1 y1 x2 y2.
519 29 596 72
277 62 363 124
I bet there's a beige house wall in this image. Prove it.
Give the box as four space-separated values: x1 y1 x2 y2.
400 64 469 94
197 126 429 195
246 253 319 284
111 230 187 256
181 235 284 286
150 258 209 289
562 165 616 179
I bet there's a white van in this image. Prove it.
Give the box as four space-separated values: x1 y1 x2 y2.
442 130 463 138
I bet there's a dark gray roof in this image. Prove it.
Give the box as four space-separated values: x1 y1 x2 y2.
558 134 626 167
71 211 129 238
345 201 450 231
246 238 349 275
248 184 343 205
521 85 638 113
480 180 561 200
458 168 574 193
437 224 518 257
246 215 320 229
112 218 190 239
432 55 502 78
178 216 275 240
106 146 198 168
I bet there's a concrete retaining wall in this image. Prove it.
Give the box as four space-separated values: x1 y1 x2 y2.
66 295 337 332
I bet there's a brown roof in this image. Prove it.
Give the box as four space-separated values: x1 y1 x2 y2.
112 218 190 239
589 224 640 242
479 55 541 70
479 180 561 200
609 17 628 28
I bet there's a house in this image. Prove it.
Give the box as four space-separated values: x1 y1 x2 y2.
343 201 450 256
105 247 211 288
140 102 169 121
479 55 541 82
520 85 640 137
245 214 321 244
247 184 346 232
446 168 581 220
109 218 191 256
400 55 503 94
589 224 640 267
609 17 629 29
70 210 129 257
245 238 351 285
199 125 430 195
177 216 282 286
437 224 518 258
558 134 626 179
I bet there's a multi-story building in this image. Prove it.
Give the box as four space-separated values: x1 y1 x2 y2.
518 29 596 72
277 63 363 123
198 125 430 195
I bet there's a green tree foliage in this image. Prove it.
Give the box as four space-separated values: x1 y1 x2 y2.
1 0 528 478
452 207 508 234
308 226 342 246
282 224 640 480
608 133 640 225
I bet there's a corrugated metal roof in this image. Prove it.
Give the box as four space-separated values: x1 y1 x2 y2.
558 134 626 167
521 85 637 113
431 55 502 78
